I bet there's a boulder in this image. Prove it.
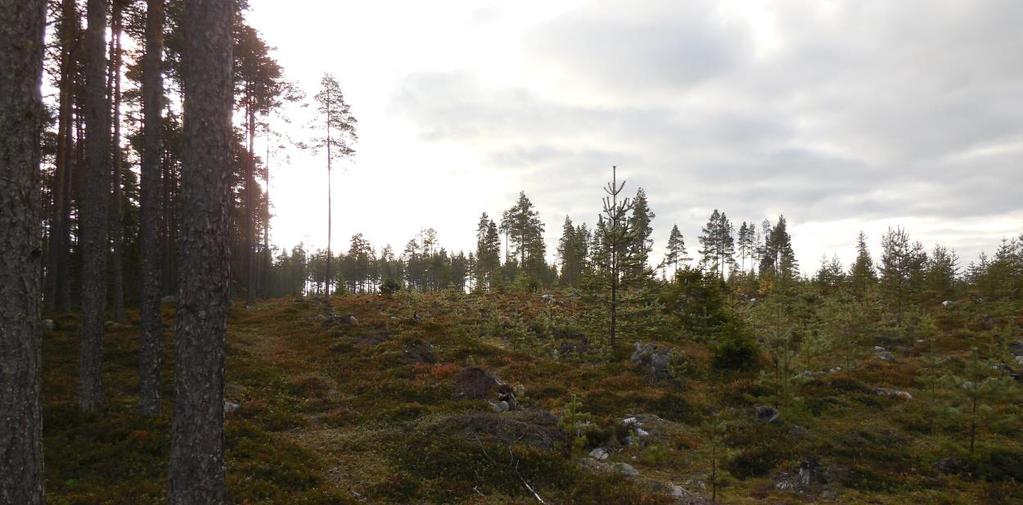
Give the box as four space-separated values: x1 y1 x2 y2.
631 342 674 380
589 447 610 461
613 462 640 477
490 400 510 413
452 367 500 400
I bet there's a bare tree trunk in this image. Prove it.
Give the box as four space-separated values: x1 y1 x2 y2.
245 101 256 306
109 0 126 322
0 0 48 502
46 0 78 313
325 115 333 299
139 0 165 417
79 0 111 413
169 0 233 503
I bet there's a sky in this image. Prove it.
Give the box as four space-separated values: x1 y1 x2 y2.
245 0 1023 272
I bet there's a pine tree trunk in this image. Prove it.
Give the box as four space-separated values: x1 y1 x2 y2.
109 0 126 322
139 0 165 417
0 0 48 502
246 102 256 306
79 0 111 413
169 0 233 503
45 0 78 313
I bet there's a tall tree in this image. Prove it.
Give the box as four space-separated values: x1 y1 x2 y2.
79 0 111 413
169 0 233 502
501 191 545 278
699 210 735 280
0 0 48 501
924 244 959 301
310 73 356 299
108 0 127 321
138 0 165 417
44 0 79 312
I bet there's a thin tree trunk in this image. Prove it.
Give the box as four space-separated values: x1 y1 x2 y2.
263 127 271 297
139 0 165 417
169 0 233 503
79 0 111 413
0 0 48 501
245 101 256 306
109 0 126 322
46 0 78 313
325 111 332 299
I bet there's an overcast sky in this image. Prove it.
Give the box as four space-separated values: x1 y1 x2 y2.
246 0 1023 272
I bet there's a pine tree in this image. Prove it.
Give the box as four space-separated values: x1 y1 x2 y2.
879 227 927 325
924 244 959 301
699 210 722 275
501 191 546 280
310 73 357 298
138 0 166 417
79 0 112 413
663 224 689 278
557 216 590 288
599 166 634 348
169 0 234 502
0 0 48 500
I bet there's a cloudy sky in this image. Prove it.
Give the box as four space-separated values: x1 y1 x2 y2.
246 0 1023 271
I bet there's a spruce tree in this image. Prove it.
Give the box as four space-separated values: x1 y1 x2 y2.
879 227 927 325
624 187 655 286
664 224 688 277
849 231 876 296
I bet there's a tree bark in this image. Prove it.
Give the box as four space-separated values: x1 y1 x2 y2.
79 0 110 413
0 0 48 502
109 0 126 322
169 0 233 503
139 0 165 417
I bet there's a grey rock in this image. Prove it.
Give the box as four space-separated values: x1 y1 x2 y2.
613 462 640 477
775 458 827 495
490 400 510 413
589 447 609 461
41 319 55 332
631 342 675 380
225 401 240 414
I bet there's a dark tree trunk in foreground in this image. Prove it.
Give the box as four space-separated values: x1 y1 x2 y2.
0 0 48 502
79 0 111 413
139 0 165 417
169 0 233 503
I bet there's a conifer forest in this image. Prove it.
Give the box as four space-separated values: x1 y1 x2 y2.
1 1 1022 504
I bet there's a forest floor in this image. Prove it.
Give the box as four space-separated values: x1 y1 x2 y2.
42 292 1023 504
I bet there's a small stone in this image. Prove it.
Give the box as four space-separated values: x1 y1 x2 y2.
623 416 638 426
875 387 913 401
875 350 896 361
41 319 55 332
589 447 609 461
1015 356 1023 366
225 401 240 414
636 428 650 437
490 400 510 413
